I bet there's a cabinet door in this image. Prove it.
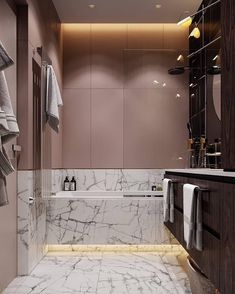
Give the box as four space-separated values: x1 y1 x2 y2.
220 183 235 294
188 230 220 290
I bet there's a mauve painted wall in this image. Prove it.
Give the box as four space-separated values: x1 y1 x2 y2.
17 0 63 170
62 24 189 168
0 1 17 291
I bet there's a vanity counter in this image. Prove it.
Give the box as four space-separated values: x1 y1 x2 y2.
165 168 235 183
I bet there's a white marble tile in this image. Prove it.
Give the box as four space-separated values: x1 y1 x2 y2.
51 169 165 193
4 252 191 294
46 198 175 245
121 169 164 191
18 171 47 275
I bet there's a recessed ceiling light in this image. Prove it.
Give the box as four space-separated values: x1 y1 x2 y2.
176 93 181 98
89 4 95 8
162 82 166 87
153 80 159 84
213 55 218 61
155 4 162 9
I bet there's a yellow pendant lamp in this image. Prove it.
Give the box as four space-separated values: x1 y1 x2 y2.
177 16 192 28
189 27 201 39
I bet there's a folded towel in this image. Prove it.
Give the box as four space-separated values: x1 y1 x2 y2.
163 178 174 223
46 65 63 133
0 169 8 207
183 184 202 251
0 71 19 143
0 41 14 71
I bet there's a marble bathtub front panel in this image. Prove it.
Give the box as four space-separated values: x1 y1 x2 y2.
46 198 176 245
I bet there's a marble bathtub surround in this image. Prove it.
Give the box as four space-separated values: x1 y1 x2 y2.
3 251 191 294
46 198 177 245
52 169 165 194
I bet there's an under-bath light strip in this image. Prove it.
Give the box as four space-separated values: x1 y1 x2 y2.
47 244 185 254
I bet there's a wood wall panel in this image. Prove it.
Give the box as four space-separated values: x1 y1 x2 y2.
221 0 235 170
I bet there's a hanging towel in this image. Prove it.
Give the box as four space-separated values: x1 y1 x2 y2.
194 191 203 251
0 169 8 207
163 178 174 223
183 184 202 251
46 65 63 133
0 41 14 71
0 71 19 143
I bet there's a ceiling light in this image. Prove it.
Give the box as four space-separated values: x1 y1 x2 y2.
176 93 181 98
177 54 184 62
177 16 192 28
213 55 218 61
88 4 95 8
153 80 159 84
189 27 200 39
155 4 162 9
189 83 194 87
162 82 166 87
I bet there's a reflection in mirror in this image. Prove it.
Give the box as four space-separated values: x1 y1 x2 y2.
212 53 221 120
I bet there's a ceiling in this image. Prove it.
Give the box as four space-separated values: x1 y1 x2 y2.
52 0 202 23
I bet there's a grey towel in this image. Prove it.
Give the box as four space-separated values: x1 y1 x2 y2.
163 178 174 223
0 71 19 143
46 65 63 133
0 144 14 176
0 42 14 71
183 184 202 251
0 169 8 207
194 192 202 251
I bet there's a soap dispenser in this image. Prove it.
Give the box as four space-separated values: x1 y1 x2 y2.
70 176 77 191
64 176 70 191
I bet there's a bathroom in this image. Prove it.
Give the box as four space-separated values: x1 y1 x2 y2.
0 0 232 293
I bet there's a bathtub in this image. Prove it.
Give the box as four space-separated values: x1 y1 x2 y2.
53 190 163 199
46 189 177 246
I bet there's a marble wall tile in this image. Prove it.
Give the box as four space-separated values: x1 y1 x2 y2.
18 171 47 275
51 169 164 193
46 198 176 246
121 169 164 191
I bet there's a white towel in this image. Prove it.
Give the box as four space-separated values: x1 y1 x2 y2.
46 65 63 133
163 178 174 223
183 184 202 251
0 71 19 143
0 41 14 71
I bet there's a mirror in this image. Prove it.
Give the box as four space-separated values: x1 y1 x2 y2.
212 53 221 120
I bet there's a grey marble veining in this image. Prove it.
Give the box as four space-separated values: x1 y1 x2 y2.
3 251 191 294
18 171 47 275
52 169 165 194
46 198 176 245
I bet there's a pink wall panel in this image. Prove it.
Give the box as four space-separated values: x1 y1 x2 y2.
127 24 164 49
91 24 126 88
0 1 17 291
62 89 91 168
62 24 189 169
124 88 188 168
63 24 91 89
91 89 123 168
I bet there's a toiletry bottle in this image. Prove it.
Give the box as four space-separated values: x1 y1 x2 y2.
70 176 77 191
64 177 70 191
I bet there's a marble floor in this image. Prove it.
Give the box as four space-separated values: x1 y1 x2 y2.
3 251 191 294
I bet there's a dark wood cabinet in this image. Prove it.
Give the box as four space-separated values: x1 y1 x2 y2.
165 171 235 294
